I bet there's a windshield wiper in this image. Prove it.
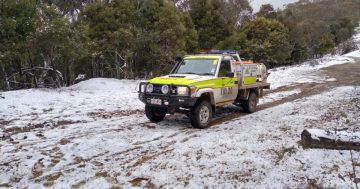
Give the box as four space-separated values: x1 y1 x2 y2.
199 73 214 76
180 72 199 75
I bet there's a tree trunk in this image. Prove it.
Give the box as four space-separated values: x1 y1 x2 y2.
1 64 6 90
38 56 50 88
301 129 360 151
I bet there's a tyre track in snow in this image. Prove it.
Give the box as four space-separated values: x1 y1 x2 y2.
0 113 205 188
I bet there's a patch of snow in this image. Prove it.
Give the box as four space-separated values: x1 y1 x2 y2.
82 177 111 189
325 78 337 82
67 78 140 91
308 129 360 143
259 88 301 105
349 23 360 49
344 50 360 58
0 78 143 129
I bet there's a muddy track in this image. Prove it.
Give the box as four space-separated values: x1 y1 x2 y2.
210 58 360 126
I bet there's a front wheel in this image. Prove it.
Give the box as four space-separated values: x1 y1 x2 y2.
145 105 167 122
190 100 212 129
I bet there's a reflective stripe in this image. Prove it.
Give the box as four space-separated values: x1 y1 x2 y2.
243 77 257 85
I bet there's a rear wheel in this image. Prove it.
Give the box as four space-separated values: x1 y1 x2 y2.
145 105 167 122
242 92 258 113
190 100 212 129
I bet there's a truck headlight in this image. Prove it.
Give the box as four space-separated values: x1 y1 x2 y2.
161 85 169 94
146 84 154 93
177 86 189 96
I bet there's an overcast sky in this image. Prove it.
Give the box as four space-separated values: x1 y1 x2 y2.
250 0 299 12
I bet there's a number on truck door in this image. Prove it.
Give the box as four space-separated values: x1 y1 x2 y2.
216 60 239 103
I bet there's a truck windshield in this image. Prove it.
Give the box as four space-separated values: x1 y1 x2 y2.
173 59 217 76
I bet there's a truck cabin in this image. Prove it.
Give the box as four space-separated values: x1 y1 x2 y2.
171 55 236 78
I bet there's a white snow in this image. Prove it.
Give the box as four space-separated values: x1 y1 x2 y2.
343 25 360 57
0 78 143 130
1 77 360 188
344 50 360 58
308 129 360 143
3 83 359 188
259 88 301 105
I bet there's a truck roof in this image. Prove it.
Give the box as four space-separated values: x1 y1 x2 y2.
184 55 222 59
198 50 241 61
199 50 239 55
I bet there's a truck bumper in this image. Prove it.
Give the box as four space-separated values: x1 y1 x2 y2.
138 92 197 109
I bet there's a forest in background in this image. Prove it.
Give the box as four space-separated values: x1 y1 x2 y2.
0 0 360 90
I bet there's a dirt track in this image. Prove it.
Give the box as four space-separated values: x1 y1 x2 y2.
268 57 359 104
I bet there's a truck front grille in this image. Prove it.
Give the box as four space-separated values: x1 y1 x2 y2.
152 84 176 95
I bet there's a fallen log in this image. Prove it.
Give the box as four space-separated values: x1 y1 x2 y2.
301 129 360 151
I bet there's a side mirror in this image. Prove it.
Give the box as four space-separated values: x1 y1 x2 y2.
226 72 235 77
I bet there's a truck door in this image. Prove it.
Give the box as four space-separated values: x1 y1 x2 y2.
217 59 238 103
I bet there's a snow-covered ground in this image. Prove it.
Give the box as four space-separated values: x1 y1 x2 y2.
0 79 142 131
1 80 359 188
1 26 360 189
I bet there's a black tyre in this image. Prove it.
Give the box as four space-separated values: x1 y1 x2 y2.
242 92 258 113
190 100 212 129
145 105 167 122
